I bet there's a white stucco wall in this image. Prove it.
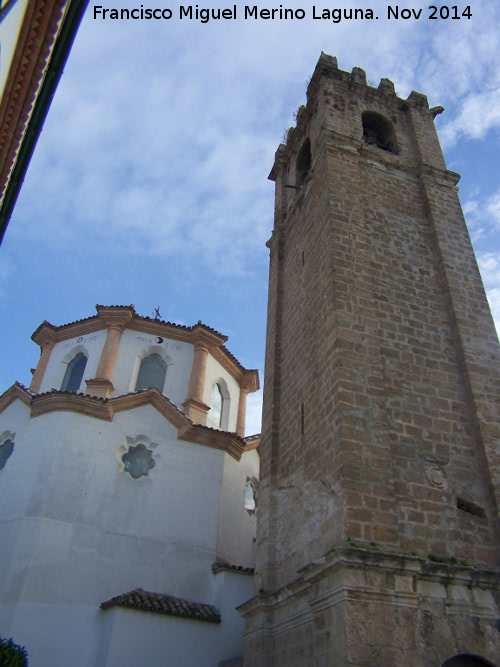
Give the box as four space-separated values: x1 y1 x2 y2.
217 449 259 568
0 316 258 665
0 402 227 590
98 569 252 667
0 399 237 662
38 330 107 394
110 329 194 405
36 328 195 406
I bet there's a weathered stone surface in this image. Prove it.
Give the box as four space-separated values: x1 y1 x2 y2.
242 53 500 666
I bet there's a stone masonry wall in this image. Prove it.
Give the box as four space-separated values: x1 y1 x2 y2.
246 54 500 666
255 57 500 595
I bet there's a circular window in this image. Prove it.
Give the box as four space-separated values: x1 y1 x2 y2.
122 444 155 479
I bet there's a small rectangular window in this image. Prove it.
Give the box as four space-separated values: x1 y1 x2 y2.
456 497 486 519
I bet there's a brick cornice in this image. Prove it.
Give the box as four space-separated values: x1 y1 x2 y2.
111 389 188 430
95 305 134 330
31 323 58 349
181 397 210 416
32 316 104 343
239 370 260 393
0 0 67 201
31 391 112 420
177 422 248 461
23 388 252 461
417 163 461 189
243 435 261 451
0 383 32 412
31 306 258 387
191 322 228 349
210 347 259 390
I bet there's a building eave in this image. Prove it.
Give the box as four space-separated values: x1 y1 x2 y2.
25 387 253 461
100 588 221 624
31 305 259 389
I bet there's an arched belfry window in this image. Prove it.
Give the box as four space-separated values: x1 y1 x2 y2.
362 111 397 153
61 353 87 392
210 383 224 428
135 353 167 392
296 137 311 186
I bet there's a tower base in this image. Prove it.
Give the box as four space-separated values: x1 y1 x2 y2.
239 545 500 666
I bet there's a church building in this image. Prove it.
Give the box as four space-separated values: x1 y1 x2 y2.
1 51 500 667
0 305 259 665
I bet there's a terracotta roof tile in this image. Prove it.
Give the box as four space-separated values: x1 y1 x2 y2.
31 305 224 342
244 434 261 442
100 588 221 624
212 560 254 576
14 381 34 396
30 306 259 388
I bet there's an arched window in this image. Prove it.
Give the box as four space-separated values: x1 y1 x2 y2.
0 438 14 470
362 111 397 153
244 482 256 515
135 353 167 392
210 383 224 428
61 353 87 392
296 137 311 186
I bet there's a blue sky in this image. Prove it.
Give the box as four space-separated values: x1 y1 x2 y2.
1 0 499 435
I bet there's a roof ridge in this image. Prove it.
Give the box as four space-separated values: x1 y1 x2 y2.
100 588 221 624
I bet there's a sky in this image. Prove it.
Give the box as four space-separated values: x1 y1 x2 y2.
1 0 499 436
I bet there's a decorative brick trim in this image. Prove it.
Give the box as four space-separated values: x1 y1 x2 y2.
31 391 112 420
212 560 254 576
0 0 66 201
177 422 248 461
111 389 187 430
0 383 32 412
181 397 210 424
211 345 259 389
31 306 259 388
243 435 260 451
85 378 114 399
23 387 252 461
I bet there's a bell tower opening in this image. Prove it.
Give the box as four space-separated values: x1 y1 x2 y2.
295 137 311 186
362 110 397 152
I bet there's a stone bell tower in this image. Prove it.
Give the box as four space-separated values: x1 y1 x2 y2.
240 54 500 666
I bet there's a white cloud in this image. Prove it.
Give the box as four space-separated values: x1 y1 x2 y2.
463 189 500 243
485 190 500 226
4 0 500 402
439 89 500 149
